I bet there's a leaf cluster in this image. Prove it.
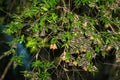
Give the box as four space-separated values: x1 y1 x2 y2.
3 0 120 79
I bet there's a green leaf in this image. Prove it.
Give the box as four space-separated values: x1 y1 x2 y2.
32 60 42 67
106 38 110 44
67 13 74 22
95 46 100 53
39 16 47 27
86 52 92 58
52 13 58 21
51 36 58 44
65 52 70 60
12 56 24 67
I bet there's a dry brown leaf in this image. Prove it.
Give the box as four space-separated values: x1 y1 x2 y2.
50 44 57 50
106 45 112 51
72 61 77 66
82 67 88 71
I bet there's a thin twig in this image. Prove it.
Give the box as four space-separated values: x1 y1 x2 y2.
0 8 11 16
0 54 7 60
0 51 10 60
0 60 13 80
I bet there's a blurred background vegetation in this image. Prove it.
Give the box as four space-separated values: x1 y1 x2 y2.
0 0 120 80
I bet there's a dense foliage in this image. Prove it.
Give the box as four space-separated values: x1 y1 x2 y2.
0 0 120 80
